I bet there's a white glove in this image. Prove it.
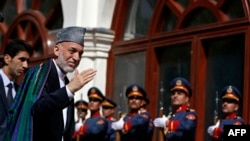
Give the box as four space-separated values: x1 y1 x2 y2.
111 118 124 130
75 119 83 131
207 120 220 136
153 116 169 128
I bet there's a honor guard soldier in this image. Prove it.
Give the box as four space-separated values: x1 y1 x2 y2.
79 87 108 141
207 85 245 140
111 84 151 141
72 100 88 141
102 96 117 141
154 77 198 141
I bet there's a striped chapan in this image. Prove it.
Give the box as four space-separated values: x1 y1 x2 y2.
7 60 52 141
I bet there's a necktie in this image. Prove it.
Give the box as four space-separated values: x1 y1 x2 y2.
63 76 69 131
7 83 13 108
64 76 69 85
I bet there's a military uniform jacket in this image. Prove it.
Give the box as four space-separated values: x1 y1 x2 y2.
140 111 154 141
166 105 198 141
121 111 150 141
105 115 116 141
79 111 108 141
211 113 245 141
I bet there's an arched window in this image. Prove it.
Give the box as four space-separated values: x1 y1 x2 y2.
109 0 250 140
0 0 63 66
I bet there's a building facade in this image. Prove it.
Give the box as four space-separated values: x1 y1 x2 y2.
0 0 250 141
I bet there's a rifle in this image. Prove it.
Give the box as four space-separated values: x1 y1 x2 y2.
115 88 125 141
214 91 219 124
76 118 83 141
209 91 219 141
155 81 165 141
76 93 84 141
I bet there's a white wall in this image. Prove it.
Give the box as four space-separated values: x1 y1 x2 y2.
61 0 116 28
61 0 115 119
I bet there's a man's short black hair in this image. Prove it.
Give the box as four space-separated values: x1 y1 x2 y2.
1 39 33 66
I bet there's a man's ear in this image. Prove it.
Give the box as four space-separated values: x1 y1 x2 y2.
140 100 144 107
234 104 239 112
54 45 60 56
185 96 189 102
3 54 11 65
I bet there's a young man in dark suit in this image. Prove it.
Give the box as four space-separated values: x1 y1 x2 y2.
0 39 33 141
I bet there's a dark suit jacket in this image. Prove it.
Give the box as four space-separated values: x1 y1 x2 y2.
0 75 18 141
31 61 74 141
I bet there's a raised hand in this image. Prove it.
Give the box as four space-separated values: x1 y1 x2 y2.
67 68 97 93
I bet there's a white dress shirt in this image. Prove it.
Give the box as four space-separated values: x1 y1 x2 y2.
52 60 74 141
0 69 16 98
